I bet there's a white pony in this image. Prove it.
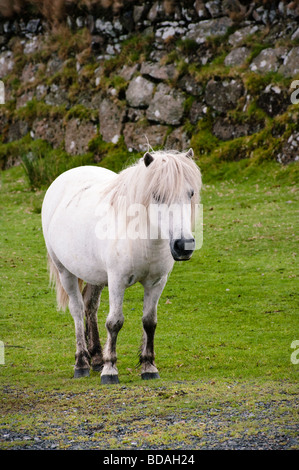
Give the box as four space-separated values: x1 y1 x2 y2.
42 149 202 383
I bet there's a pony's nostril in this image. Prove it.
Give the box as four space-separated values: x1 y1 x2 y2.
174 239 184 253
173 238 195 254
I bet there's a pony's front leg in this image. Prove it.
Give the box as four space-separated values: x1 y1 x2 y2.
101 279 125 385
140 276 167 380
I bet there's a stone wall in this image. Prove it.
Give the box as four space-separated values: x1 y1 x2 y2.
0 0 299 169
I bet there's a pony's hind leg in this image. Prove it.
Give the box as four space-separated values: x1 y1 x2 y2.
140 276 167 380
83 283 103 372
59 269 90 378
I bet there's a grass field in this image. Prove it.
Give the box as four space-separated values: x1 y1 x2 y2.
0 159 298 450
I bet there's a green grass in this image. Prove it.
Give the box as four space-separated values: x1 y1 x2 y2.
0 160 298 449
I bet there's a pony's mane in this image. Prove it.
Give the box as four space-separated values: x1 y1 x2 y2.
104 150 202 210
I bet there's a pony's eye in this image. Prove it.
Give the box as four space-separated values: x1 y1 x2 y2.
153 193 162 203
189 189 194 198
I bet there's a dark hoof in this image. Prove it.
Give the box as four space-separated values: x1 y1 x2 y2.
101 374 119 385
92 363 103 372
141 372 160 380
74 368 90 378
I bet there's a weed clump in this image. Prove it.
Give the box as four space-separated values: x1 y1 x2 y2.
21 139 94 189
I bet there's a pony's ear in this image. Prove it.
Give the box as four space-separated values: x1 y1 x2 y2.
144 152 154 167
186 148 194 159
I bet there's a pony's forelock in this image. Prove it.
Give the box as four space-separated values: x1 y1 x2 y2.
106 149 202 210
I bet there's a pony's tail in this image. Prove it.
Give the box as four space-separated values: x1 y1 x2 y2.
47 253 69 311
47 253 84 312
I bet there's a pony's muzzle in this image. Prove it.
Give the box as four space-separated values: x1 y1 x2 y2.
170 238 195 261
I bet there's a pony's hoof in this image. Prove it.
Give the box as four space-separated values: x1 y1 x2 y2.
101 374 119 385
141 372 160 380
74 368 90 378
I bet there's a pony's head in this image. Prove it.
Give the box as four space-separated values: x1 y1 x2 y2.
141 148 202 261
106 148 202 261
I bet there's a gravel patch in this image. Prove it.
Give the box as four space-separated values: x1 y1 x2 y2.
1 384 298 450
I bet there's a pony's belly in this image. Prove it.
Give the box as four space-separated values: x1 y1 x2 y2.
46 214 108 285
50 240 108 285
65 260 108 286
